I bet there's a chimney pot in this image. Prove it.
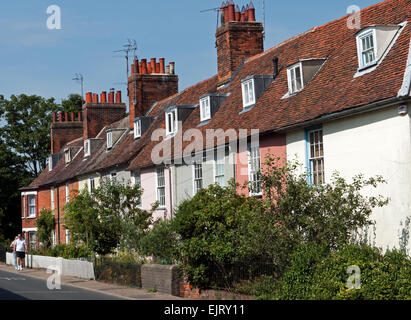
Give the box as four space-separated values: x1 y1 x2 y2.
134 59 140 74
131 63 135 75
159 58 165 74
71 112 75 122
108 91 114 103
77 112 82 121
52 112 57 123
150 58 157 74
92 94 99 103
100 91 107 103
85 92 92 103
169 62 175 75
115 91 122 103
141 59 148 74
227 2 235 22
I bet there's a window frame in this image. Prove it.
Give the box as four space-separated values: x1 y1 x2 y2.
28 195 36 218
241 78 256 108
65 183 70 203
50 187 55 211
134 119 142 139
287 62 304 94
132 171 142 208
214 149 226 187
306 127 325 186
84 140 90 157
247 143 262 197
200 96 211 122
106 131 113 149
64 149 71 164
165 109 178 136
88 177 95 194
156 166 166 208
193 162 203 195
357 29 378 69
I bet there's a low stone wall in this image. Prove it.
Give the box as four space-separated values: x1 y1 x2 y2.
6 252 95 280
141 264 180 296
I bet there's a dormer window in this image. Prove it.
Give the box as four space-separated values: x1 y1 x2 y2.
242 79 255 108
64 149 71 164
166 109 178 136
107 131 113 149
357 30 376 68
84 140 90 157
200 97 211 122
48 155 53 171
287 63 304 94
134 119 141 139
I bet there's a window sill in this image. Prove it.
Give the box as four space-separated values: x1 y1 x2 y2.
26 215 37 219
239 104 256 114
357 61 378 72
249 193 263 198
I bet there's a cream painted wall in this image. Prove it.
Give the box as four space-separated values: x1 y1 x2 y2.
286 104 411 252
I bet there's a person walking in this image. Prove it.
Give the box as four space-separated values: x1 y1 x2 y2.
15 234 27 271
10 236 18 270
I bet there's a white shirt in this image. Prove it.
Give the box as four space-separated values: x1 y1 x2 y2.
15 239 26 252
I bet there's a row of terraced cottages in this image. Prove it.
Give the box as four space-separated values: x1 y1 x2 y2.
20 0 411 253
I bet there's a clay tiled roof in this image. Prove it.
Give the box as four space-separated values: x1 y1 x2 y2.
128 0 411 169
28 0 410 188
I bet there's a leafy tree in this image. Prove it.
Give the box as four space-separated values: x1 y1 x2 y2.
61 94 83 113
64 178 154 255
0 94 61 176
36 209 55 248
0 140 31 240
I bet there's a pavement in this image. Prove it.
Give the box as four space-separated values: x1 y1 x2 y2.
0 262 182 300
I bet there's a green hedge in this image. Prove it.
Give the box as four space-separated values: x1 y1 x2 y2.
234 244 411 300
31 244 93 260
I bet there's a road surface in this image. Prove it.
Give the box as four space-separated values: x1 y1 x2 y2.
0 269 123 300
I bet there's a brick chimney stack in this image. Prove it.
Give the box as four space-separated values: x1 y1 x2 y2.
50 111 83 154
216 0 264 86
127 57 178 129
82 90 126 140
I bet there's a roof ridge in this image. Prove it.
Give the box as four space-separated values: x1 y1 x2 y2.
245 0 398 64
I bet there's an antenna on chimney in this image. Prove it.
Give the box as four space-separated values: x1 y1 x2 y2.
114 39 137 96
200 7 221 29
72 73 84 103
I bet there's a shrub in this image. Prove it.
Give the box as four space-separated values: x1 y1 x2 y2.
31 243 92 260
172 182 263 289
139 218 179 265
36 209 55 248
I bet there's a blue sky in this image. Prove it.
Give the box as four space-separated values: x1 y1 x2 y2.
0 0 380 105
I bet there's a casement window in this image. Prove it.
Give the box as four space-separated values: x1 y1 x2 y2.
287 63 304 94
214 151 225 187
134 120 142 139
88 178 95 193
200 97 211 122
165 110 178 136
28 195 36 217
242 79 256 108
193 163 203 195
84 140 90 157
308 129 325 185
50 188 55 211
357 30 377 68
48 155 53 171
65 183 70 203
248 144 262 196
107 132 113 149
156 167 166 208
64 149 71 164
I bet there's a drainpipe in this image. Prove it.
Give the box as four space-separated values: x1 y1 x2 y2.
56 186 60 244
167 164 174 219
